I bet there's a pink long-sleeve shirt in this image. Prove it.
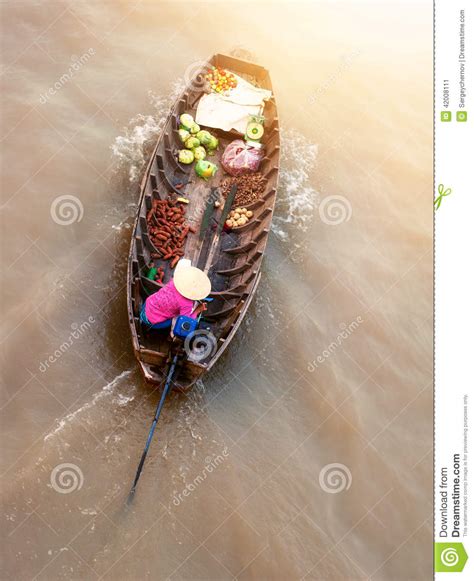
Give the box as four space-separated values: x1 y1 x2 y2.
145 280 196 324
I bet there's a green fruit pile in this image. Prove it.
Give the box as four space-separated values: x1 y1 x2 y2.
177 113 219 166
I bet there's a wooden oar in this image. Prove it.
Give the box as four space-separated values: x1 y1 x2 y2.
127 352 179 503
199 187 220 240
203 184 238 274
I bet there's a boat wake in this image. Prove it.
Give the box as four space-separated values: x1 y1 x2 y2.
111 84 184 182
43 370 134 442
273 128 319 240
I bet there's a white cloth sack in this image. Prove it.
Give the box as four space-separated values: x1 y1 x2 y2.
195 73 272 134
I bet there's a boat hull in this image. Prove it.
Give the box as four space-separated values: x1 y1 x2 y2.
127 54 280 389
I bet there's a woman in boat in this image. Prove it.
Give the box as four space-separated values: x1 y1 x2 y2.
140 260 211 331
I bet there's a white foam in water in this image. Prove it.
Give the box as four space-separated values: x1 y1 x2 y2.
111 220 131 231
111 85 184 182
43 370 133 441
273 128 319 239
111 114 164 182
113 392 135 406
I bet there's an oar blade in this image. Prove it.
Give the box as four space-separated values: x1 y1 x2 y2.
199 187 219 240
218 184 237 234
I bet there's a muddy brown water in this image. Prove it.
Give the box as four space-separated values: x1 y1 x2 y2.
1 1 433 579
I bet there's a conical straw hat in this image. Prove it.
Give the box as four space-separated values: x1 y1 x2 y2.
174 262 211 301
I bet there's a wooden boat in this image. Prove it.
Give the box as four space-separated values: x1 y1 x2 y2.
127 54 280 390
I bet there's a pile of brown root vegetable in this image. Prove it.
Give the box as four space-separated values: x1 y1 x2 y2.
147 198 195 269
221 172 266 208
225 208 253 229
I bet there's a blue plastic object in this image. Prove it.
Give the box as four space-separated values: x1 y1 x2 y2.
173 316 198 339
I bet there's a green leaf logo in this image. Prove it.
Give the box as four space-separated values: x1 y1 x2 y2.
435 543 468 572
